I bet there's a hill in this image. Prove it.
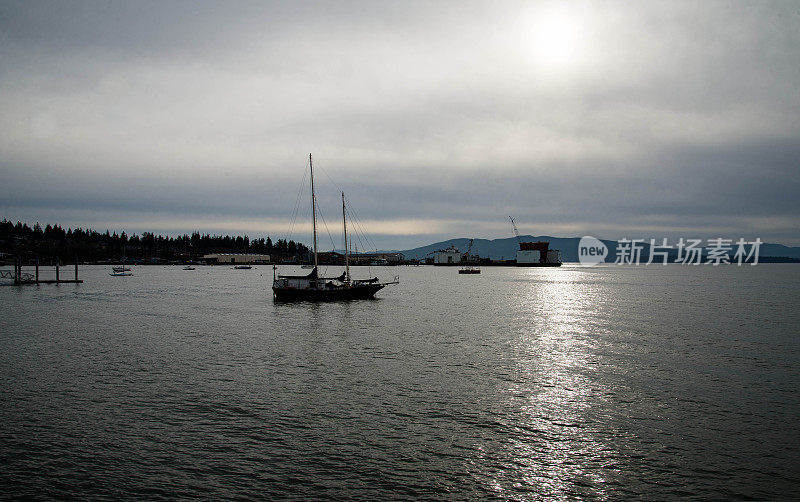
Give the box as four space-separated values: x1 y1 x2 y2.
399 236 800 262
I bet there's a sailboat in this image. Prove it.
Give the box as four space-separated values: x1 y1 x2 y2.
272 154 398 301
111 246 133 276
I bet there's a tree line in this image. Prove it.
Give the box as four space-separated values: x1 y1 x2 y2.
0 220 309 263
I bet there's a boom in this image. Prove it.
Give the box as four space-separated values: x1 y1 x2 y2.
509 216 522 247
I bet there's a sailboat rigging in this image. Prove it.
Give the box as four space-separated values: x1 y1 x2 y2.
110 246 132 276
271 154 398 301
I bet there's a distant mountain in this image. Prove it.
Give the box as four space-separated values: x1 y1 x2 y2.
759 243 800 259
398 236 568 261
399 236 800 262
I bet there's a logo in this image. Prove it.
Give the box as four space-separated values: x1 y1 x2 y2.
578 236 608 266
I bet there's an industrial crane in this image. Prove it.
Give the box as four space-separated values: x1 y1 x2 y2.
464 238 474 261
509 216 522 247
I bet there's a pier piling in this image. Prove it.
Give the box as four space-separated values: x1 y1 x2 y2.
5 255 83 285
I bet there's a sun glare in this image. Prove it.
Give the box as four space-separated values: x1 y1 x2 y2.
521 5 587 73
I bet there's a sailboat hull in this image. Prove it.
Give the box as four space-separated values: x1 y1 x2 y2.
272 283 385 301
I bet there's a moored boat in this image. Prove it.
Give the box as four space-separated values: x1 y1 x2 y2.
272 154 398 301
112 246 132 273
272 267 389 301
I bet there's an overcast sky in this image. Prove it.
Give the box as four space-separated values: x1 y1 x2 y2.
1 0 798 249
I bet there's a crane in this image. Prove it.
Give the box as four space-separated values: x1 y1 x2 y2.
509 216 522 247
464 238 474 261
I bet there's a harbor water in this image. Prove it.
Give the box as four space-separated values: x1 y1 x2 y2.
1 264 798 500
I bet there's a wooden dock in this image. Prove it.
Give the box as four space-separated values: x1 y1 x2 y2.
3 257 83 285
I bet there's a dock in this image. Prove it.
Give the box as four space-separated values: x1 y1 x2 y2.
2 257 83 285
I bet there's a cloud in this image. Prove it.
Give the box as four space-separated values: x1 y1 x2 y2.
1 0 798 248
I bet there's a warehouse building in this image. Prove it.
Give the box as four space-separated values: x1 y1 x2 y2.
202 253 270 264
433 245 463 265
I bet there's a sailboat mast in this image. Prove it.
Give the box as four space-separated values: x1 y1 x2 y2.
342 192 350 282
310 153 319 271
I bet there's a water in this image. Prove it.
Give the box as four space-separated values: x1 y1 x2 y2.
1 264 798 500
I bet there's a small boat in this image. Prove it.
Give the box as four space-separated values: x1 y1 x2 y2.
458 239 480 273
113 246 132 273
272 154 398 301
301 264 314 269
183 265 196 270
111 252 132 275
234 265 252 270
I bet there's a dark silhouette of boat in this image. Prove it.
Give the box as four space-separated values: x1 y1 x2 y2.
272 267 387 301
272 154 398 301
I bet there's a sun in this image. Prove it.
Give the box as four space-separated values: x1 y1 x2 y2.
534 12 579 65
522 5 587 72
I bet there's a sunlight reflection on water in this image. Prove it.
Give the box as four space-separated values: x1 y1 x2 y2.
489 269 611 499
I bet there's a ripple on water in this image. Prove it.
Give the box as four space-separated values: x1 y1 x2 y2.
1 265 799 499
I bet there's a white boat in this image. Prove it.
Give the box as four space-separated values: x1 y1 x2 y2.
183 265 195 270
111 250 132 276
112 246 132 274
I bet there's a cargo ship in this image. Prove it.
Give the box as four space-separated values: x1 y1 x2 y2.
509 216 562 267
516 241 562 267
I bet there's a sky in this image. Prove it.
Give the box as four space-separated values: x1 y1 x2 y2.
1 0 799 250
